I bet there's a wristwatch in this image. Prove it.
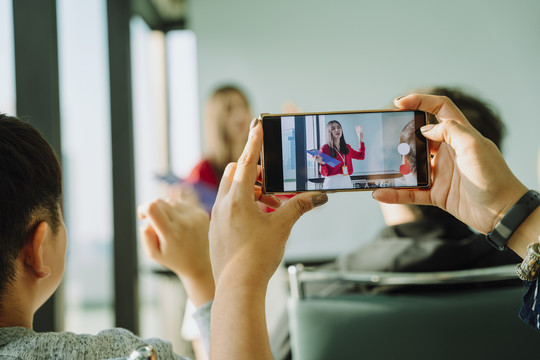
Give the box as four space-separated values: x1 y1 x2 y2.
486 189 540 251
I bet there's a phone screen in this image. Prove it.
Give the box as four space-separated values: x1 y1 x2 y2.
262 110 430 193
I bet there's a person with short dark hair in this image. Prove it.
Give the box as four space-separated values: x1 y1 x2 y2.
0 114 213 359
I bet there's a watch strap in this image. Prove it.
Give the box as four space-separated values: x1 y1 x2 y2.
486 189 540 251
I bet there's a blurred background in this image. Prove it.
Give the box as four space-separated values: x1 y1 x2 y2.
1 0 539 357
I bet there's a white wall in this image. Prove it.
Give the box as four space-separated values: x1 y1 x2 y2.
189 0 540 261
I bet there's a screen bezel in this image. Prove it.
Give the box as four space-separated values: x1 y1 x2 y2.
261 109 430 194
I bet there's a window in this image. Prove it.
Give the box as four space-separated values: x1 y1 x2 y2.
168 30 200 179
131 15 170 339
132 18 201 354
57 0 114 334
0 0 15 115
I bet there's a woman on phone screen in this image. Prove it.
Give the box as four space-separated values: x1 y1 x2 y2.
314 120 366 189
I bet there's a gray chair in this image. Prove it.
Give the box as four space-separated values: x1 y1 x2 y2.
288 264 539 360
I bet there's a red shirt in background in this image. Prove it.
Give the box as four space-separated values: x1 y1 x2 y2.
185 159 220 189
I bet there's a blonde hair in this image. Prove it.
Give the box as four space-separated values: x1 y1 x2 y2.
203 85 251 173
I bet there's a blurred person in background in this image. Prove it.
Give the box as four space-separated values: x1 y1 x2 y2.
180 85 253 212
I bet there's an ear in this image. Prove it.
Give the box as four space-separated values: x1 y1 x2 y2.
23 222 52 278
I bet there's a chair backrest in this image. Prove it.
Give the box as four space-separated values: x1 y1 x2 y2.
288 264 539 360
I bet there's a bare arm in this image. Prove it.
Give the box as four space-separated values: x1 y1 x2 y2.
209 119 328 359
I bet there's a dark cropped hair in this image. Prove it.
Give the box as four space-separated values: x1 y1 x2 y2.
423 86 506 151
0 114 62 301
399 120 417 176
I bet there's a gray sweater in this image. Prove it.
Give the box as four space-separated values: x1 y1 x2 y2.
0 301 211 360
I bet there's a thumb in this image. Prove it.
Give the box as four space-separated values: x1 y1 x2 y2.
275 192 328 225
139 222 161 260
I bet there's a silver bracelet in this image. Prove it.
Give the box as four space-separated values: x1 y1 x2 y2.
516 239 540 282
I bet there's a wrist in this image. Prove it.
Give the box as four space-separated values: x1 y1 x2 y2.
508 207 540 258
177 269 215 307
486 188 540 253
491 183 529 231
216 265 269 296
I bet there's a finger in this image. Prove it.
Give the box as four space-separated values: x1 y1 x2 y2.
139 222 161 259
139 199 171 234
257 192 282 209
372 188 433 206
257 165 263 183
420 120 483 157
275 192 328 225
215 162 237 204
394 94 470 127
232 118 263 198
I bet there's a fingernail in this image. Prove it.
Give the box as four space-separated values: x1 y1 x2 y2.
250 118 260 129
395 95 405 102
311 193 328 207
273 195 282 203
421 124 435 132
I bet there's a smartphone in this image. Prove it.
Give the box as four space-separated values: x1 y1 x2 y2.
261 109 430 194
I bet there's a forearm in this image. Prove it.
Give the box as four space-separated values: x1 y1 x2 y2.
508 206 540 258
350 142 365 160
210 275 272 360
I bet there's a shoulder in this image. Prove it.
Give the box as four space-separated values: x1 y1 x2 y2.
0 327 187 360
320 144 331 153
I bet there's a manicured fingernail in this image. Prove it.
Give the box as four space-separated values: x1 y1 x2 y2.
311 193 328 207
250 118 260 129
421 124 435 132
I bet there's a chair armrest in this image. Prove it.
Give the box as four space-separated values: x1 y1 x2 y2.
288 264 519 299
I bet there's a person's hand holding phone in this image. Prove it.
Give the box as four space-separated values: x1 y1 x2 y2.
373 94 529 252
209 118 328 359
